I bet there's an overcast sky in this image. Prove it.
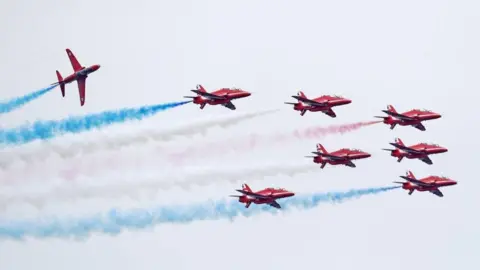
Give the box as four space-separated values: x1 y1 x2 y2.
1 0 479 269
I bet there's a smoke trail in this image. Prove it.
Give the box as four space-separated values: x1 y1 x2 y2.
0 163 317 208
0 85 55 115
0 109 278 169
169 120 381 162
294 120 381 139
0 101 191 147
0 186 399 240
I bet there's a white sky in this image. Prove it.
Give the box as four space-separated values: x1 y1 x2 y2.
1 0 479 269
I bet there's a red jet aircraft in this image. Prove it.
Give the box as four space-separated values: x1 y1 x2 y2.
394 170 457 197
306 143 371 169
52 48 101 106
285 91 351 117
183 84 251 110
375 105 441 131
382 138 448 165
229 183 295 209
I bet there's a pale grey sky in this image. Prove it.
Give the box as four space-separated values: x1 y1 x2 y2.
1 0 479 269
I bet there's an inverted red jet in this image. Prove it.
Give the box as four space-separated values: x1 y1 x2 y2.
285 91 351 117
382 138 448 165
375 105 441 131
52 48 101 106
183 84 251 110
229 183 295 209
394 170 457 197
306 143 371 169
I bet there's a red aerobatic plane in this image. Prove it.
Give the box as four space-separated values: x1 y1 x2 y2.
183 84 251 110
375 105 441 131
285 91 351 117
230 183 295 209
306 143 371 169
394 170 457 197
52 48 101 106
382 138 448 165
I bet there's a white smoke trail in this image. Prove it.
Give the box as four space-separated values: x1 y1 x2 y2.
0 109 278 169
168 121 382 164
0 119 379 183
0 163 317 210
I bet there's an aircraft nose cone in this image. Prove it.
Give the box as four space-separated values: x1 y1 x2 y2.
243 91 251 97
344 99 352 104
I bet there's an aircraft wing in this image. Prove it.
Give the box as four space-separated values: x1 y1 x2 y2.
400 176 434 187
235 189 271 199
382 110 415 120
268 201 281 209
420 156 433 165
390 143 424 154
413 123 426 131
77 78 86 106
312 152 347 161
191 90 227 100
292 96 328 107
345 160 356 167
322 108 337 118
429 189 444 197
66 48 84 72
222 101 236 110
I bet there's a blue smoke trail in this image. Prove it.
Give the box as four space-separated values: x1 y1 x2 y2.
0 85 56 115
0 100 191 146
0 186 399 241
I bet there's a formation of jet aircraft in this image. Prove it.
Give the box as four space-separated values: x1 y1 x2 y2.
45 49 455 206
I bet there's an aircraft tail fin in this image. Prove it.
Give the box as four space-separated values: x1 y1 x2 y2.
297 91 307 98
387 105 397 114
316 143 328 154
242 183 252 193
56 70 65 97
394 137 405 146
196 84 207 93
405 170 416 180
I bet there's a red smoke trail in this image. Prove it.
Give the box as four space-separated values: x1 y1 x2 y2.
293 120 381 139
168 120 381 164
